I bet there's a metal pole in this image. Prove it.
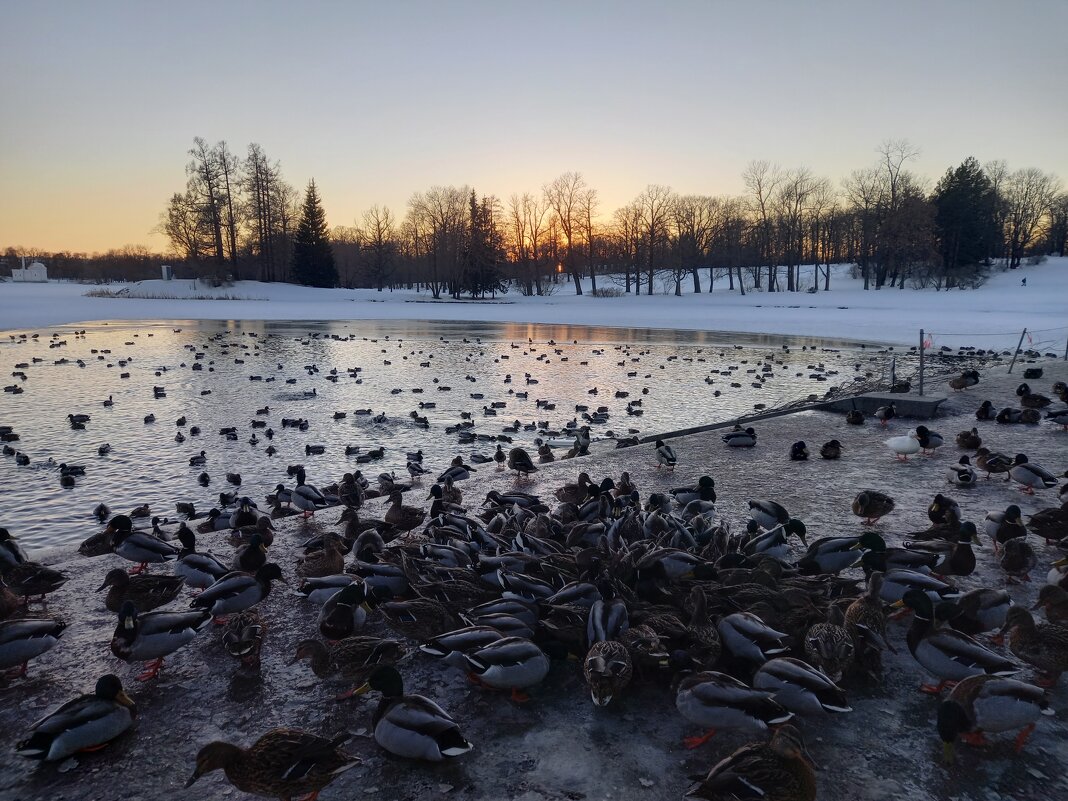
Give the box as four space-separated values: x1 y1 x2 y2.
918 329 924 397
1063 336 1067 362
1007 328 1027 374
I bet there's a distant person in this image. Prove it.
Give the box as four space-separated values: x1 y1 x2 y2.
1021 277 1027 286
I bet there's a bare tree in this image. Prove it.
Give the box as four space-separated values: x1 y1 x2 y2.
636 184 673 295
1003 168 1059 268
543 172 586 294
578 187 599 293
359 205 397 290
671 195 716 295
742 160 782 290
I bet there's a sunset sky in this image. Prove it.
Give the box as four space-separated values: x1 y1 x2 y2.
2 0 1066 254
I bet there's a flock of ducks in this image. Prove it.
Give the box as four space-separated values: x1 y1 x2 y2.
2 327 1068 799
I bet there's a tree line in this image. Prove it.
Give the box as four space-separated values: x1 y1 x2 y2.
5 139 1065 293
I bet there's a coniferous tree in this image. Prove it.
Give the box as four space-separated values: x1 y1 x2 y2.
291 180 338 287
931 158 996 282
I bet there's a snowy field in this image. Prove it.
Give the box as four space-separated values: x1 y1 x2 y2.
2 259 1067 349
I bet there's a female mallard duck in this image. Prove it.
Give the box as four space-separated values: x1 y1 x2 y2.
675 671 792 748
222 609 266 674
896 589 1018 694
15 674 136 761
671 476 716 506
753 656 851 715
802 606 854 682
999 537 1037 583
97 568 184 613
190 563 285 622
583 639 632 706
955 427 982 450
0 577 17 621
789 441 809 461
2 561 67 602
717 612 790 664
290 636 405 698
846 409 864 425
947 588 1012 634
845 572 891 671
1033 585 1068 625
819 439 842 460
975 447 1013 479
946 456 978 487
937 674 1054 762
508 447 539 476
463 636 551 702
1000 606 1068 687
852 490 895 524
1009 454 1057 495
174 527 230 589
949 370 980 392
0 618 66 677
319 582 371 641
884 429 920 460
555 472 595 505
186 728 360 796
975 400 997 420
354 666 473 760
685 724 816 801
380 598 457 641
297 533 345 578
1054 380 1068 401
915 425 944 454
723 427 757 447
110 517 178 575
1016 382 1052 408
111 601 210 680
384 491 425 532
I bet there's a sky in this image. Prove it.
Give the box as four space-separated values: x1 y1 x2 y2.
1 0 1066 254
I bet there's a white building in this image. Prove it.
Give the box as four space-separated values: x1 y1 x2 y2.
10 260 48 282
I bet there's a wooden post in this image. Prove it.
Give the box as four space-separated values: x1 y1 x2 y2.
918 329 924 397
1063 336 1067 362
1007 329 1028 374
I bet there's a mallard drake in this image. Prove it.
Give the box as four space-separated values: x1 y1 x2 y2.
742 520 808 561
873 402 896 426
975 448 1013 479
507 447 538 477
319 582 371 640
187 728 360 796
1000 606 1068 686
1033 585 1068 625
685 724 816 801
948 588 1012 634
583 639 632 706
437 456 476 483
464 636 550 701
15 674 136 761
937 674 1054 762
717 612 790 664
420 625 505 668
996 407 1024 424
290 637 405 698
385 491 425 532
296 575 357 605
748 499 789 530
723 427 757 447
1010 454 1057 495
949 370 980 391
1000 538 1037 582
819 439 842 460
797 531 882 575
231 532 268 574
353 666 473 760
111 601 210 680
789 441 809 461
802 605 854 682
111 518 179 575
0 528 27 570
915 425 944 454
97 568 184 613
975 400 997 420
222 609 266 673
174 527 230 589
896 589 1018 694
0 618 66 676
1016 382 1052 408
671 476 716 506
884 429 920 460
190 563 285 622
946 456 977 486
1046 408 1068 430
986 505 1026 551
754 656 851 715
675 671 792 748
878 569 959 606
852 490 895 524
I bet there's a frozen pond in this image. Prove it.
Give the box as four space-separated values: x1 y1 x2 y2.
2 318 884 548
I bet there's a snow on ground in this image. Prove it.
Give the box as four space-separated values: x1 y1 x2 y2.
2 259 1067 349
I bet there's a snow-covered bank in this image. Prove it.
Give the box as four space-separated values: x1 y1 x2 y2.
2 259 1067 348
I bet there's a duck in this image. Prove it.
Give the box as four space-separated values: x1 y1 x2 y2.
797 531 882 575
385 491 426 532
1028 502 1068 545
186 728 361 796
884 429 920 460
753 656 852 715
654 439 678 470
845 571 891 666
723 427 757 447
1000 606 1068 687
437 456 476 483
748 499 790 530
947 588 1013 634
319 582 371 641
949 370 980 391
381 598 457 641
996 407 1024 424
975 400 997 421
1009 454 1057 494
353 666 473 760
895 589 1018 694
188 450 207 466
669 476 716 506
584 640 633 706
904 522 980 578
675 671 792 749
946 456 977 486
507 447 538 477
684 724 816 801
801 605 854 683
873 402 896 426
742 520 808 561
937 674 1054 762
297 533 346 579
174 527 230 589
955 427 982 449
819 439 842 460
789 441 809 461
845 401 864 425
877 569 960 606
1047 408 1068 430
975 448 1013 479
232 532 268 574
915 425 944 454
190 563 286 622
15 674 136 761
110 516 179 574
222 610 267 673
464 636 551 701
1016 382 1052 408
2 562 68 602
1033 585 1068 626
0 618 67 677
852 490 895 524
1000 538 1037 583
97 568 184 613
419 625 506 668
290 636 405 699
0 527 28 570
110 601 210 680
717 612 790 664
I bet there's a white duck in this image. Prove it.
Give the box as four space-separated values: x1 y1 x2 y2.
885 429 921 461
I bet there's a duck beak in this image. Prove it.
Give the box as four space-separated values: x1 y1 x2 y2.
1053 557 1068 568
95 581 108 591
942 741 955 764
353 682 371 696
890 599 905 609
116 690 135 708
124 616 135 630
184 769 202 788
